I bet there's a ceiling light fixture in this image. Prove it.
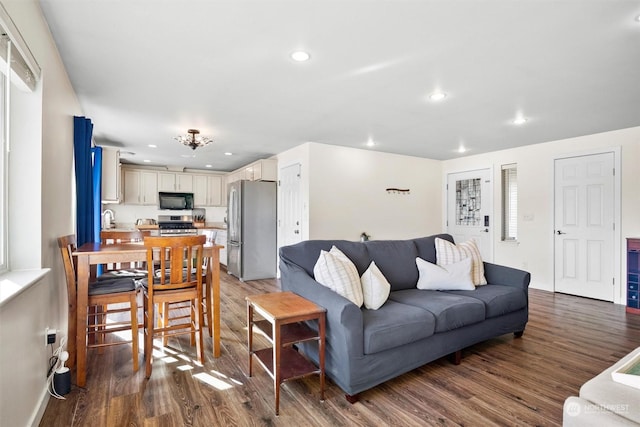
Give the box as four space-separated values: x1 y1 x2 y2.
148 144 157 148
429 91 447 101
512 117 528 125
366 138 375 147
174 129 212 150
291 51 311 62
224 152 233 156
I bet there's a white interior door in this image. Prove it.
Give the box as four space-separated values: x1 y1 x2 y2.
554 152 614 301
447 169 493 262
279 163 302 247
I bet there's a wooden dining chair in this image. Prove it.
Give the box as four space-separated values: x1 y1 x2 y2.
142 235 206 378
100 229 150 277
200 229 217 337
57 235 139 372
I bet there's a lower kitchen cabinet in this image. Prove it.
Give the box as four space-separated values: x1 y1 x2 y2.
215 229 227 266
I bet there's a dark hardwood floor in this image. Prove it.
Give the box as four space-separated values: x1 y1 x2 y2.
40 270 640 426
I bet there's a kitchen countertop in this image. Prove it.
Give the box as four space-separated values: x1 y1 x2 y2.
108 223 227 231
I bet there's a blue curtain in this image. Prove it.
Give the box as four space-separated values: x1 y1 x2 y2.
92 146 103 243
73 116 101 246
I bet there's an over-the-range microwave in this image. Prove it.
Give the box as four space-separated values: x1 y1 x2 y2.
158 192 194 210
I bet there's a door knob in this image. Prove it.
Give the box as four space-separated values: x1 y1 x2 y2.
556 230 566 235
481 228 489 233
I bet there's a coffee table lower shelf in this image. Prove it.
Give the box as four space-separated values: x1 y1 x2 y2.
252 347 321 381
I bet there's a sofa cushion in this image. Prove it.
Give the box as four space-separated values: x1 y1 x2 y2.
441 285 527 318
313 247 364 307
280 240 371 277
416 256 475 291
361 261 391 310
364 240 419 291
413 234 455 264
389 289 486 333
362 299 436 354
436 237 487 285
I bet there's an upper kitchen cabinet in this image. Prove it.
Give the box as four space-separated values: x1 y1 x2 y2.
193 174 225 206
247 159 277 181
101 147 121 203
123 168 158 205
158 172 193 192
227 159 277 184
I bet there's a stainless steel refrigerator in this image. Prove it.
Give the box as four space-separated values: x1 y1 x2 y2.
227 180 277 281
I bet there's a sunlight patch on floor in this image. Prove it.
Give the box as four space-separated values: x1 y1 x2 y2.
194 372 233 390
210 369 244 386
177 364 193 371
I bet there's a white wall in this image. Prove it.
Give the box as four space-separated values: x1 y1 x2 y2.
442 126 640 302
0 1 82 425
276 142 443 242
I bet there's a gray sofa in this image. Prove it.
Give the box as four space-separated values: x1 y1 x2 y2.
279 233 531 401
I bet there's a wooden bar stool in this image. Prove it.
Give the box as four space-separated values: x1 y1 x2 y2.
57 235 140 373
141 235 206 378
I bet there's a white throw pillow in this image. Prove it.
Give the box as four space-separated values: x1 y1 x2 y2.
416 256 475 290
313 246 364 307
360 261 391 310
435 237 487 285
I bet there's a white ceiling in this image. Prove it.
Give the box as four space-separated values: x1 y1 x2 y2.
39 0 640 172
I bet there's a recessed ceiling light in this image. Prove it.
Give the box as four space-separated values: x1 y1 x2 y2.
291 51 311 62
205 164 212 168
366 138 375 147
143 159 151 163
148 144 157 148
458 145 467 153
224 152 233 156
429 91 447 101
513 117 528 125
636 14 640 22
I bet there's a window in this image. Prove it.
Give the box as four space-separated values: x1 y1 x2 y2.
0 8 42 273
0 73 4 272
501 164 518 241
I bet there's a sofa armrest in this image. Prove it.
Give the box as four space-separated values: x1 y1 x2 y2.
279 257 364 357
483 262 531 291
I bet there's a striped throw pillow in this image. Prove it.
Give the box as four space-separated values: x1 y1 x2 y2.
435 238 487 285
313 246 364 307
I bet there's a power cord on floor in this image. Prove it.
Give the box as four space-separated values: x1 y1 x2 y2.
47 336 68 399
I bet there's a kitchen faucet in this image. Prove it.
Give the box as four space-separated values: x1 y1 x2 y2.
102 209 115 229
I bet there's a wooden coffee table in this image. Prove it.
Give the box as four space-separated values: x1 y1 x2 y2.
246 291 326 415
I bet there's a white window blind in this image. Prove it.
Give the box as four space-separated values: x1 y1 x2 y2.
501 164 517 241
0 4 40 272
0 3 41 92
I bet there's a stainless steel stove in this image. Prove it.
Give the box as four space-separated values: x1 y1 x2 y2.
157 214 198 236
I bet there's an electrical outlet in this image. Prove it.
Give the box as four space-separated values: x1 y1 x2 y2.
46 328 56 345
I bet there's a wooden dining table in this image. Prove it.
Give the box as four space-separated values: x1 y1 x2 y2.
71 241 222 387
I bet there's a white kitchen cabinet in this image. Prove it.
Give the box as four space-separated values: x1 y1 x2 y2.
158 172 175 192
158 172 193 192
193 174 224 206
176 174 193 192
214 229 227 266
228 159 277 184
249 159 277 181
101 147 121 203
123 169 158 205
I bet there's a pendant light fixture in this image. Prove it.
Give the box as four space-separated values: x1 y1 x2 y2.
174 129 212 150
